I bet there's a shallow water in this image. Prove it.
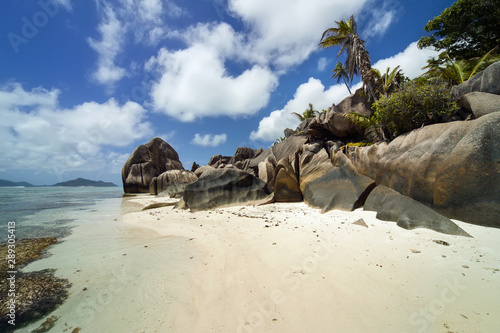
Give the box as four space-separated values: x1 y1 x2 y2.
0 187 123 242
0 188 193 332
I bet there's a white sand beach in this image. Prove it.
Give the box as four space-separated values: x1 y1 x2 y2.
15 194 500 333
119 196 500 333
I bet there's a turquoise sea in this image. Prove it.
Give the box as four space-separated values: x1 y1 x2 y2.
1 186 191 332
0 187 123 242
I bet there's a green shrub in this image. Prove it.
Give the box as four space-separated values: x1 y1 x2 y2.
371 79 459 141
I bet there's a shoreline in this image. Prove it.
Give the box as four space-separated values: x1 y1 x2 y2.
14 194 194 333
123 197 500 333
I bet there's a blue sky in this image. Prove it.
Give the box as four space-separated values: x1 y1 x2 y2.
0 0 455 186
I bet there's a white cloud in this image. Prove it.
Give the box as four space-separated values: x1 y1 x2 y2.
135 0 163 22
144 0 375 122
148 23 278 122
363 10 394 38
164 1 184 18
0 84 59 108
361 0 400 39
250 78 352 141
0 83 153 174
148 26 167 45
372 41 439 79
87 0 185 86
143 0 373 123
317 57 328 71
228 0 369 68
87 6 127 86
191 133 227 147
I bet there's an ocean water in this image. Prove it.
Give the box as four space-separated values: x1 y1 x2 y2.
0 187 123 242
0 187 193 332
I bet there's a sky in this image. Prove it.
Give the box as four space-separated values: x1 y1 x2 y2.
0 0 456 186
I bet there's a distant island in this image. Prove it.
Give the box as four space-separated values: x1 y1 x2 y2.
53 178 118 187
0 178 118 187
0 179 34 187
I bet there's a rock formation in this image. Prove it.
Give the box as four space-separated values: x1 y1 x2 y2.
183 169 272 211
364 185 471 236
284 88 371 140
122 137 184 193
301 149 376 212
272 135 308 162
274 155 302 202
458 92 500 119
150 170 198 197
347 112 500 227
452 61 500 98
123 61 499 234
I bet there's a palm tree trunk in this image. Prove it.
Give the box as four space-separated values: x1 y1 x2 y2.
343 79 352 94
352 35 377 101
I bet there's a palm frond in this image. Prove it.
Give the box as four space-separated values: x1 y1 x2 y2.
468 45 499 80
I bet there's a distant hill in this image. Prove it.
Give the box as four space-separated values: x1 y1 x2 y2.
0 179 34 187
52 178 118 187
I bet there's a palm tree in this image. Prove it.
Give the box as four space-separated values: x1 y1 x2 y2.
331 61 352 94
292 103 319 121
319 15 376 100
371 65 405 97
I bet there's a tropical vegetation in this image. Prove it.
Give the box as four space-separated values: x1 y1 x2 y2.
331 61 352 94
280 1 499 144
417 0 500 60
371 66 407 98
345 80 460 142
292 103 319 121
421 46 500 85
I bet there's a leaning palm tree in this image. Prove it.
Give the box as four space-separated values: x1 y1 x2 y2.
331 61 352 94
292 103 318 121
319 15 376 100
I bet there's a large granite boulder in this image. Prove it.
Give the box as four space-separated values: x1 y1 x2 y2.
306 109 357 139
248 148 273 168
207 147 265 176
480 61 500 95
452 61 500 99
207 154 231 168
193 165 215 178
190 162 200 172
258 154 277 192
301 148 376 212
272 135 308 162
229 147 263 165
347 112 500 227
458 92 500 119
150 170 198 197
274 155 302 202
285 88 371 140
122 138 184 193
298 143 331 192
335 88 372 117
364 186 470 236
183 169 272 211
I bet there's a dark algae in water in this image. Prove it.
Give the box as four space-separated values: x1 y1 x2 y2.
0 238 71 331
